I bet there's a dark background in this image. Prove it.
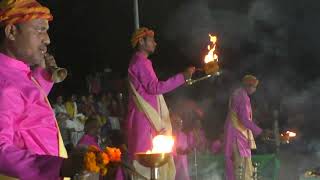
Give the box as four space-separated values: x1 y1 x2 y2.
40 0 320 138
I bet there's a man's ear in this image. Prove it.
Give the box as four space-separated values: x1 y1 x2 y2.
138 38 145 47
4 24 18 41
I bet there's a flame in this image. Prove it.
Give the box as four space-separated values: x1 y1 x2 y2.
147 135 175 153
281 131 296 137
204 34 218 64
279 131 297 144
286 131 296 137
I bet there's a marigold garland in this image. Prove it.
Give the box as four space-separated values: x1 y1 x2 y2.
105 147 121 162
84 145 121 176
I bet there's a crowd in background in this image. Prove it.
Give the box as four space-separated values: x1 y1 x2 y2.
49 69 320 179
53 91 126 151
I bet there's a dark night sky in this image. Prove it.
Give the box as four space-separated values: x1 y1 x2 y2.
40 0 320 95
39 0 320 137
41 0 320 79
42 0 260 74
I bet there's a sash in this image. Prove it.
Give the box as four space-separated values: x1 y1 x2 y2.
32 77 69 179
229 98 256 149
129 82 176 180
31 77 69 159
129 82 172 135
0 77 69 180
0 175 17 180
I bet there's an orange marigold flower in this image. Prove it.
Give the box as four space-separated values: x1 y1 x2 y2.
84 152 100 173
105 147 121 162
97 152 110 166
84 146 120 176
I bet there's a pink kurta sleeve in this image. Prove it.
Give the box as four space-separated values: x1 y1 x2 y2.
132 59 185 95
235 93 262 136
77 135 101 150
0 82 63 179
32 67 54 95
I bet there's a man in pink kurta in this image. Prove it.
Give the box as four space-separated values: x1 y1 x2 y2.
171 113 191 180
0 0 82 179
78 118 101 150
174 130 191 180
77 119 101 180
125 27 194 179
0 54 65 179
127 51 187 156
224 75 263 180
187 123 208 152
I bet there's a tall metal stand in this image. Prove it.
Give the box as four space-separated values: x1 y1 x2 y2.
194 147 198 180
133 0 140 30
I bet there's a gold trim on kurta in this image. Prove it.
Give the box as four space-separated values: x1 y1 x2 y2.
129 82 176 180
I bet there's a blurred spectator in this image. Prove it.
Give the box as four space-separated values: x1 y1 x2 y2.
97 93 111 125
109 98 121 118
78 118 101 149
64 116 84 147
66 94 87 123
78 95 87 115
77 118 101 180
187 119 208 152
81 94 98 118
56 109 73 152
53 96 68 116
65 94 78 119
171 112 191 180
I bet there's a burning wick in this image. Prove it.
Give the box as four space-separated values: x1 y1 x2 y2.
280 131 297 144
147 135 175 154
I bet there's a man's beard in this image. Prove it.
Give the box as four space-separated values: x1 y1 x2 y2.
147 48 155 55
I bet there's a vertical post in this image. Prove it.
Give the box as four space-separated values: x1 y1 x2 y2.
194 147 198 180
273 109 280 153
133 0 140 30
150 167 159 180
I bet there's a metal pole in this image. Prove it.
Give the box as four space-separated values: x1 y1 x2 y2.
150 167 159 180
273 110 280 154
194 147 198 180
133 0 140 30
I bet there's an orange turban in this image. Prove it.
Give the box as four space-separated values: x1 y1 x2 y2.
242 75 259 87
131 27 154 48
0 0 52 25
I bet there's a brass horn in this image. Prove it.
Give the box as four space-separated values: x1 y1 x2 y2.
44 53 68 83
49 66 68 83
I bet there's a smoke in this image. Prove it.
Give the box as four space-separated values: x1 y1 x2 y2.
164 1 251 64
163 0 320 133
200 161 224 180
188 159 224 180
163 1 320 177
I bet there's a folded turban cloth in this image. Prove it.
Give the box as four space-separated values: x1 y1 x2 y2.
242 74 259 87
131 27 154 48
0 0 52 25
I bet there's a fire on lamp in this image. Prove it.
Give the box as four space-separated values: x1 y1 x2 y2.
146 135 174 154
187 34 221 85
135 135 175 180
280 131 297 144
